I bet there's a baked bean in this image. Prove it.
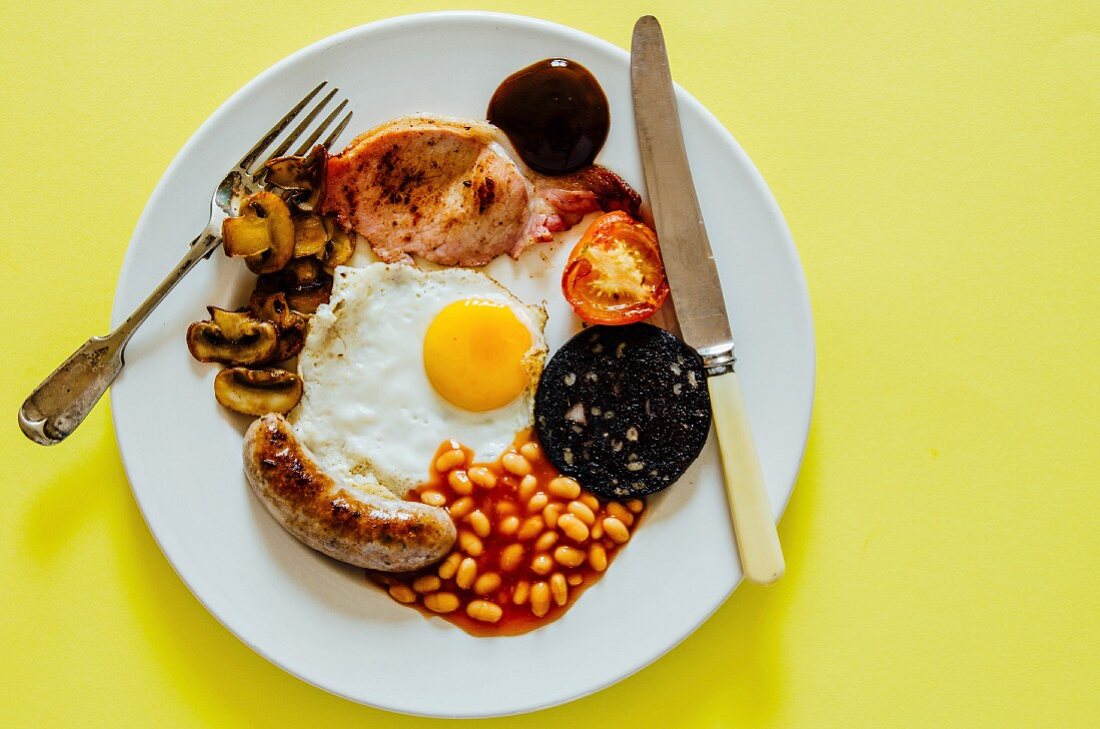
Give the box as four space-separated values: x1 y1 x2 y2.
395 434 644 631
437 552 462 580
557 513 590 543
499 515 521 536
412 574 442 593
500 543 525 572
450 496 475 520
420 490 447 507
468 466 497 489
531 553 554 575
467 510 492 538
466 599 503 623
495 501 518 518
527 491 549 513
548 476 581 500
550 573 568 606
456 557 478 589
535 531 559 552
553 545 586 568
603 517 630 544
519 442 541 462
435 449 467 472
448 469 473 495
474 572 502 596
517 516 545 541
530 581 551 617
502 452 532 476
518 474 539 501
423 592 460 613
588 543 608 572
566 500 596 526
388 584 417 604
542 502 564 529
606 501 634 527
459 530 484 556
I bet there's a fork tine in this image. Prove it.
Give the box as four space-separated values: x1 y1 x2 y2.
252 87 340 172
237 81 327 171
321 110 354 151
292 100 349 156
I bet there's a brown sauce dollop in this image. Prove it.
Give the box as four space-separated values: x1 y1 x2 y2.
488 58 609 176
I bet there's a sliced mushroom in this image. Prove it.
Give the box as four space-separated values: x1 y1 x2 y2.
249 291 294 328
319 216 355 267
214 367 302 416
222 191 295 274
253 258 333 314
293 213 329 258
271 319 307 362
264 144 326 211
218 212 269 257
249 291 308 361
186 307 278 365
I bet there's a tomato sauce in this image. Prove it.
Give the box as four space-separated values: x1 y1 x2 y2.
368 431 643 636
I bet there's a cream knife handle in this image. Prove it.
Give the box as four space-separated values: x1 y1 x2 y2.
707 371 786 584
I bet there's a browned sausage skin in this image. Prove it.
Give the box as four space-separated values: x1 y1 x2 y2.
243 414 456 571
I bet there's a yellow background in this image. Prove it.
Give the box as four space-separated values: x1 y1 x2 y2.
3 1 1097 726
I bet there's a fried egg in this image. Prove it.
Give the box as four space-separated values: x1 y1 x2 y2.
290 263 547 498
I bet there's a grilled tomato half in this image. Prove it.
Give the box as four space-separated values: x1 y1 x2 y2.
561 211 669 325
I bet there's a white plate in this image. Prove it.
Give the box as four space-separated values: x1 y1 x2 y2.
110 11 814 718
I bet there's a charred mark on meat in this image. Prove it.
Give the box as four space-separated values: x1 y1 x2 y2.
476 177 496 213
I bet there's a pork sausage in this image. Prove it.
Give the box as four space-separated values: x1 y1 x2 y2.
242 413 456 571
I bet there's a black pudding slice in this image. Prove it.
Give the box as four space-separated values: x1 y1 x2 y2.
534 323 712 499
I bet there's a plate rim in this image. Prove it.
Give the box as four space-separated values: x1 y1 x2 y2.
109 10 815 718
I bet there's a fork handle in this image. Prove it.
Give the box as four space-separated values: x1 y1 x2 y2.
18 232 222 445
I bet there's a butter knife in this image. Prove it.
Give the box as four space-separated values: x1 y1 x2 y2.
631 15 785 584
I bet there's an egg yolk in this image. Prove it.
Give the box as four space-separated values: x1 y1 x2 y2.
423 299 533 412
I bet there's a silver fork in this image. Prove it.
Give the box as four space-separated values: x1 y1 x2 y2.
18 82 353 446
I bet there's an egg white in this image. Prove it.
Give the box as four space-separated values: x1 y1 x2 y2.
289 263 547 498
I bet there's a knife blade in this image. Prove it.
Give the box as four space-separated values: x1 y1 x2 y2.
631 15 785 584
